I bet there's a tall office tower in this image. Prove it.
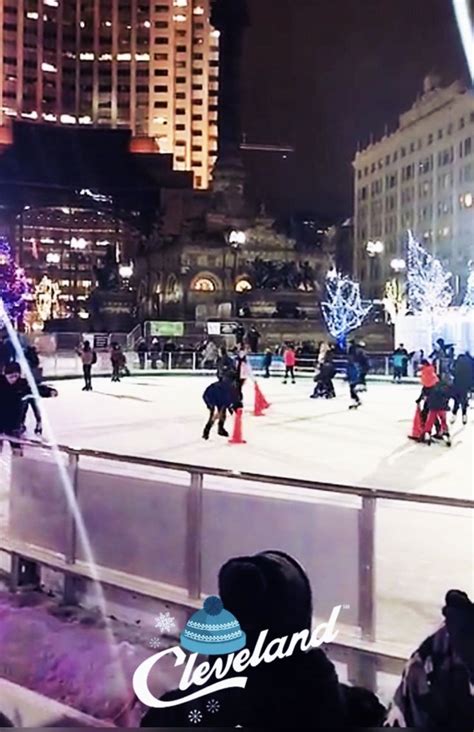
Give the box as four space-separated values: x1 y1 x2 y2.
0 0 218 188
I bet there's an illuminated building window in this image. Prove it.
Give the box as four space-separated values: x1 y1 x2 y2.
235 279 252 293
192 278 216 292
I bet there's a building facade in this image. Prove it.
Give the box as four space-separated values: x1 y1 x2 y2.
0 0 218 188
353 77 474 297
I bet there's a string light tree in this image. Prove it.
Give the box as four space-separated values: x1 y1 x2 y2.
398 231 454 352
32 275 62 330
0 236 30 328
321 268 372 350
462 261 474 309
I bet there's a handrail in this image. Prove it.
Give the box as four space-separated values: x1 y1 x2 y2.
11 436 474 510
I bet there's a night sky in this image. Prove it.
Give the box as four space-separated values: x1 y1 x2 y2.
240 0 469 220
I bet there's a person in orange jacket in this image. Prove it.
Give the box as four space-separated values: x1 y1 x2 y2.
415 360 443 440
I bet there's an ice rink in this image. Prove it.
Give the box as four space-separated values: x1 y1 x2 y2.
39 374 472 499
3 374 474 648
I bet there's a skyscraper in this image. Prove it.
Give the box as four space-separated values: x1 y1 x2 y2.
0 0 218 188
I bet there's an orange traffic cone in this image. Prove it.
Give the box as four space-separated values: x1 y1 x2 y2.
408 405 424 441
229 408 246 444
254 382 271 417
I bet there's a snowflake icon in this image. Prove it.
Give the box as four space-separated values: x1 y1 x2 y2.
149 637 161 650
154 611 176 634
188 709 202 724
206 698 220 714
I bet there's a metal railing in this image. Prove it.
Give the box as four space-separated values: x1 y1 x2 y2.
1 439 472 694
38 350 413 379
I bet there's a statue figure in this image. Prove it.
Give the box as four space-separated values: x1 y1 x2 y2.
94 245 120 291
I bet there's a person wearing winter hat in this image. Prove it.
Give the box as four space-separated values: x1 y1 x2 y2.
385 589 474 728
142 550 388 728
216 550 347 728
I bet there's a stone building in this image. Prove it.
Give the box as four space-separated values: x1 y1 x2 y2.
353 76 474 298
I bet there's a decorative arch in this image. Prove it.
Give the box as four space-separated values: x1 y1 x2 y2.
235 277 253 293
190 272 223 292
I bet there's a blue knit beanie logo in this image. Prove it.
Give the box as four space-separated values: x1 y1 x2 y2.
180 596 246 656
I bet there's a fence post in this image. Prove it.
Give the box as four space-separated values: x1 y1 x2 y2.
358 495 376 642
355 494 377 691
186 472 203 600
385 356 390 376
65 452 79 566
168 352 172 371
192 352 197 371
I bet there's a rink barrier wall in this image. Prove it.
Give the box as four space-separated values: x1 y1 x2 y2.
1 438 473 696
37 349 413 381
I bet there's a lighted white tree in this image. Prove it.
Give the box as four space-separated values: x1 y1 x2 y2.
462 265 474 309
407 231 453 313
383 278 407 324
321 269 372 348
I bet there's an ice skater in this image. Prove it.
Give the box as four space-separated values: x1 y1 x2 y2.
422 380 452 446
202 376 241 441
347 355 362 409
110 343 125 382
451 352 472 425
235 348 250 401
0 362 58 451
262 348 273 378
310 356 336 399
77 340 97 391
283 344 296 384
22 344 43 434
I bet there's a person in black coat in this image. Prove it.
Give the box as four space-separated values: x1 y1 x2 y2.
451 352 472 425
202 377 241 440
262 348 273 378
22 345 43 434
141 550 385 728
247 326 260 354
216 347 236 381
0 362 57 450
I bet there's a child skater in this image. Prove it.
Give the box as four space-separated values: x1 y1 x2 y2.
202 376 241 441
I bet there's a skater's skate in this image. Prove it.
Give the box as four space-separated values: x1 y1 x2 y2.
443 433 452 447
462 414 468 425
217 426 229 438
202 423 212 441
34 423 42 437
450 413 457 425
349 402 361 410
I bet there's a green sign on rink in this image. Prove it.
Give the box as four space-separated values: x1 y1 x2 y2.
148 321 185 337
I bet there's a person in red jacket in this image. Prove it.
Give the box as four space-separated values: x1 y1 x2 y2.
283 344 296 384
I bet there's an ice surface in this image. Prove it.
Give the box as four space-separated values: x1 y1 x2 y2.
39 375 472 500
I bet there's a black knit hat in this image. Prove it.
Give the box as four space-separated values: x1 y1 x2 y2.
442 589 474 634
4 361 20 375
218 550 312 642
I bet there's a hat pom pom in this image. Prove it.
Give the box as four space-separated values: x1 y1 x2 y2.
204 596 224 616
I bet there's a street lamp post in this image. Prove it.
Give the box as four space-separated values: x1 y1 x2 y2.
227 229 246 315
365 240 384 298
119 263 134 283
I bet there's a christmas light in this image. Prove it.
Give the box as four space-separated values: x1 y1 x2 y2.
407 231 453 312
0 237 30 322
462 264 474 309
321 269 372 348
